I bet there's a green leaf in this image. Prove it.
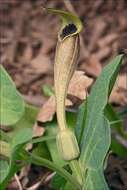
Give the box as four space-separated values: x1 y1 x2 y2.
31 135 55 160
105 103 126 138
0 130 31 188
0 129 11 143
11 128 33 150
9 128 33 182
80 55 124 165
82 116 110 170
0 140 10 158
52 172 66 189
43 7 82 41
1 128 32 189
31 134 56 144
76 102 127 158
76 103 127 159
118 107 127 118
0 128 33 187
31 134 55 160
32 141 51 160
0 161 9 184
111 137 127 158
0 65 24 126
62 182 77 190
83 168 109 190
8 103 39 138
42 85 54 97
75 97 87 146
51 165 77 190
38 115 63 165
0 103 40 188
51 165 71 189
45 125 66 166
80 55 123 189
66 111 77 130
21 150 81 190
104 103 127 158
0 145 29 189
0 103 38 188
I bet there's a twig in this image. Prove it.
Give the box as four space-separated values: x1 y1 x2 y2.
14 173 23 190
26 172 55 190
21 94 43 107
21 94 77 112
26 181 41 190
44 172 56 183
111 130 127 149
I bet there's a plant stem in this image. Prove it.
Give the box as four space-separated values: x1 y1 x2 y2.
78 95 88 145
70 159 83 186
0 140 10 158
110 120 122 125
22 150 81 190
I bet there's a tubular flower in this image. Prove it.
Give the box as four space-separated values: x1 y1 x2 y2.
44 8 82 161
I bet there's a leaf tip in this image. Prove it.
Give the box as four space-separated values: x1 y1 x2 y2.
117 54 124 61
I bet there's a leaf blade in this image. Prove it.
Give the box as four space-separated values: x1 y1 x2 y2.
0 65 24 126
0 161 10 184
83 168 109 190
80 55 124 167
82 116 111 169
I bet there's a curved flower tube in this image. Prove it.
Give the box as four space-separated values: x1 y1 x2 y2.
44 7 82 162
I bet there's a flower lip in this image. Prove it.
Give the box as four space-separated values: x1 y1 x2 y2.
42 7 82 41
60 24 77 40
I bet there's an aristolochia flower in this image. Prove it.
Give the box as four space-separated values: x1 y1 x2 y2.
44 8 82 161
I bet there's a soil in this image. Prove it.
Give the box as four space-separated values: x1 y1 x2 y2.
0 0 127 189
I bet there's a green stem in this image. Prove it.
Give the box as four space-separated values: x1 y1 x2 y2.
70 160 83 186
0 140 10 158
78 95 88 145
0 129 11 142
22 150 81 190
110 120 122 125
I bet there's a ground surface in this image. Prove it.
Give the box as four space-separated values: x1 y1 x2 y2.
0 0 127 190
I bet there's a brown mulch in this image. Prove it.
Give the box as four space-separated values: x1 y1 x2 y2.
0 0 127 189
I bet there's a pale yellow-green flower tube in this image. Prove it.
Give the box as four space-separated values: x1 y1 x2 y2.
54 35 79 131
44 8 82 162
